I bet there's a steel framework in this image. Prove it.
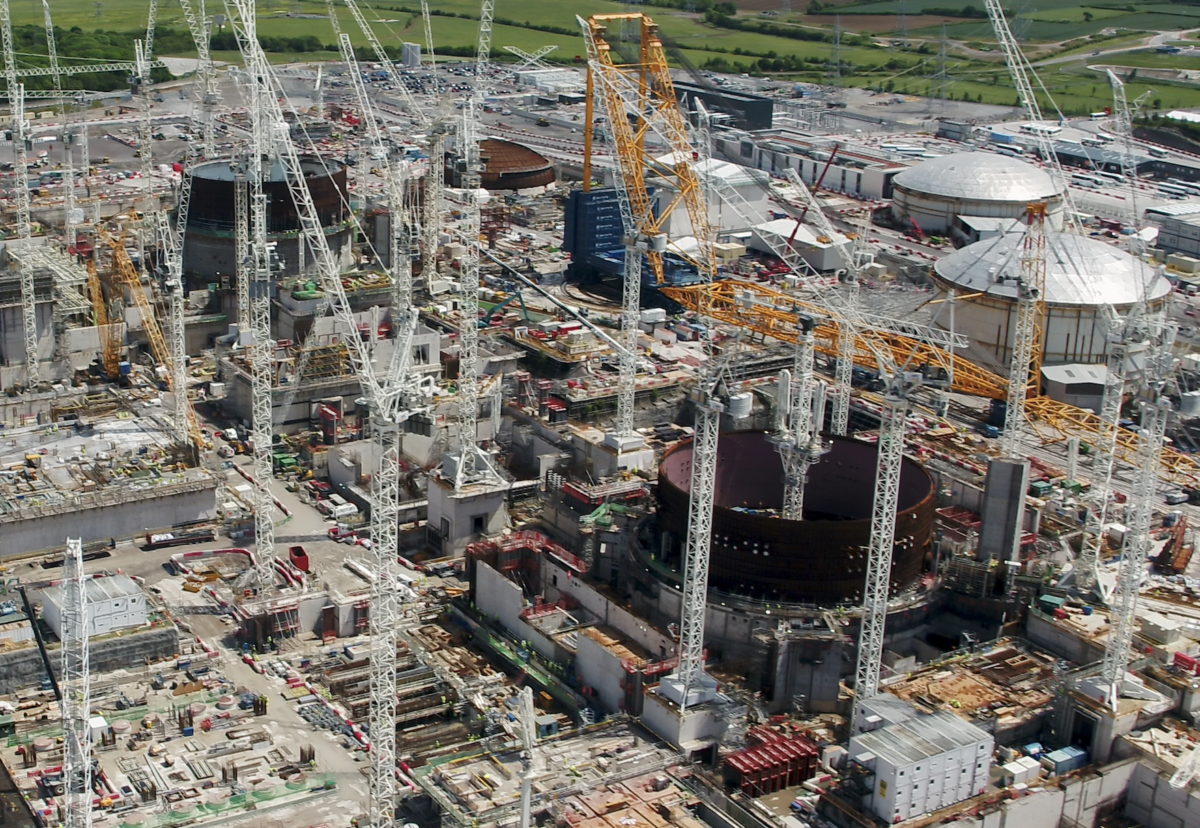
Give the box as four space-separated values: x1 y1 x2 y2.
0 0 38 384
982 0 1079 228
1075 338 1127 593
61 537 93 828
1101 396 1167 709
222 6 431 826
1000 204 1048 459
851 389 909 714
778 316 824 519
581 13 717 440
662 280 1200 485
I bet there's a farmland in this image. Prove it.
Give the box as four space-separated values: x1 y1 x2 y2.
5 0 1199 118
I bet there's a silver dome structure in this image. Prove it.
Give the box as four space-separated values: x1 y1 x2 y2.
890 152 1065 235
931 229 1170 367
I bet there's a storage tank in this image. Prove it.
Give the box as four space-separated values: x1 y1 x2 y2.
931 229 1171 368
182 157 354 286
657 431 934 605
890 152 1065 234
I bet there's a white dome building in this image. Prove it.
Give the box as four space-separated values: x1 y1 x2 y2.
890 152 1065 235
931 230 1171 368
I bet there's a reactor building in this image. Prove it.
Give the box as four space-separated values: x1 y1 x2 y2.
931 229 1172 367
181 158 354 288
889 152 1065 237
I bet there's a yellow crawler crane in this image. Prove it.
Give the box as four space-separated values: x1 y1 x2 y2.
98 227 206 451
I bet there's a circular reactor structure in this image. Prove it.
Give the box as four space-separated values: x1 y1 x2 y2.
182 158 353 286
932 229 1172 366
890 152 1065 235
446 138 555 191
656 431 934 605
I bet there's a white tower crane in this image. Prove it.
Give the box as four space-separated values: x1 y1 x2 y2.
1075 70 1155 593
851 383 912 717
222 6 431 826
61 537 93 828
783 167 861 435
449 0 505 491
1100 392 1169 709
40 1 78 253
229 1 281 596
0 0 40 385
517 687 538 828
776 314 828 520
982 0 1080 231
178 0 220 153
999 204 1048 459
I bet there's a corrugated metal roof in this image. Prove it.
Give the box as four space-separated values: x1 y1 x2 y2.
934 229 1171 307
852 710 989 767
42 574 144 609
893 152 1062 203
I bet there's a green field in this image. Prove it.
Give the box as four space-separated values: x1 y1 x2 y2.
1089 50 1200 69
9 0 1200 119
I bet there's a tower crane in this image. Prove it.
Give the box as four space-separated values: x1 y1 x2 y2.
982 0 1080 229
233 20 281 594
40 1 78 254
775 314 828 520
580 12 717 443
221 5 431 827
1100 386 1170 709
0 0 40 385
1107 69 1151 245
448 0 506 491
60 537 92 828
851 377 917 721
178 0 220 153
999 203 1049 460
517 687 539 828
1074 70 1155 593
782 167 862 436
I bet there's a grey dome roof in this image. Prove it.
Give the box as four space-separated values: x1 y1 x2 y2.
934 230 1170 307
893 152 1062 203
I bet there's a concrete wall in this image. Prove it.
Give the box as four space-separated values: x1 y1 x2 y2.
0 625 179 695
1127 758 1200 828
474 561 557 656
576 630 626 715
0 480 219 556
543 562 674 660
1026 609 1108 666
427 482 508 557
0 385 88 428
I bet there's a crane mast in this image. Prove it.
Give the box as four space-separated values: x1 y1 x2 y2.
1101 394 1168 708
1000 204 1048 459
222 6 431 825
40 0 78 253
851 383 912 722
580 13 717 443
1 0 39 385
178 0 220 153
982 0 1079 229
778 315 826 520
61 537 93 828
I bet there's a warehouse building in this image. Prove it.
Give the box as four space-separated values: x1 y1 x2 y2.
714 129 906 201
1158 213 1200 258
674 82 775 131
41 574 148 640
848 702 994 822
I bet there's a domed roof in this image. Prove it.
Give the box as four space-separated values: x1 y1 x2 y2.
934 230 1170 307
892 152 1062 203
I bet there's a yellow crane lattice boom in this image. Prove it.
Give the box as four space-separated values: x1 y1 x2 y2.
663 280 1199 485
99 228 205 450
